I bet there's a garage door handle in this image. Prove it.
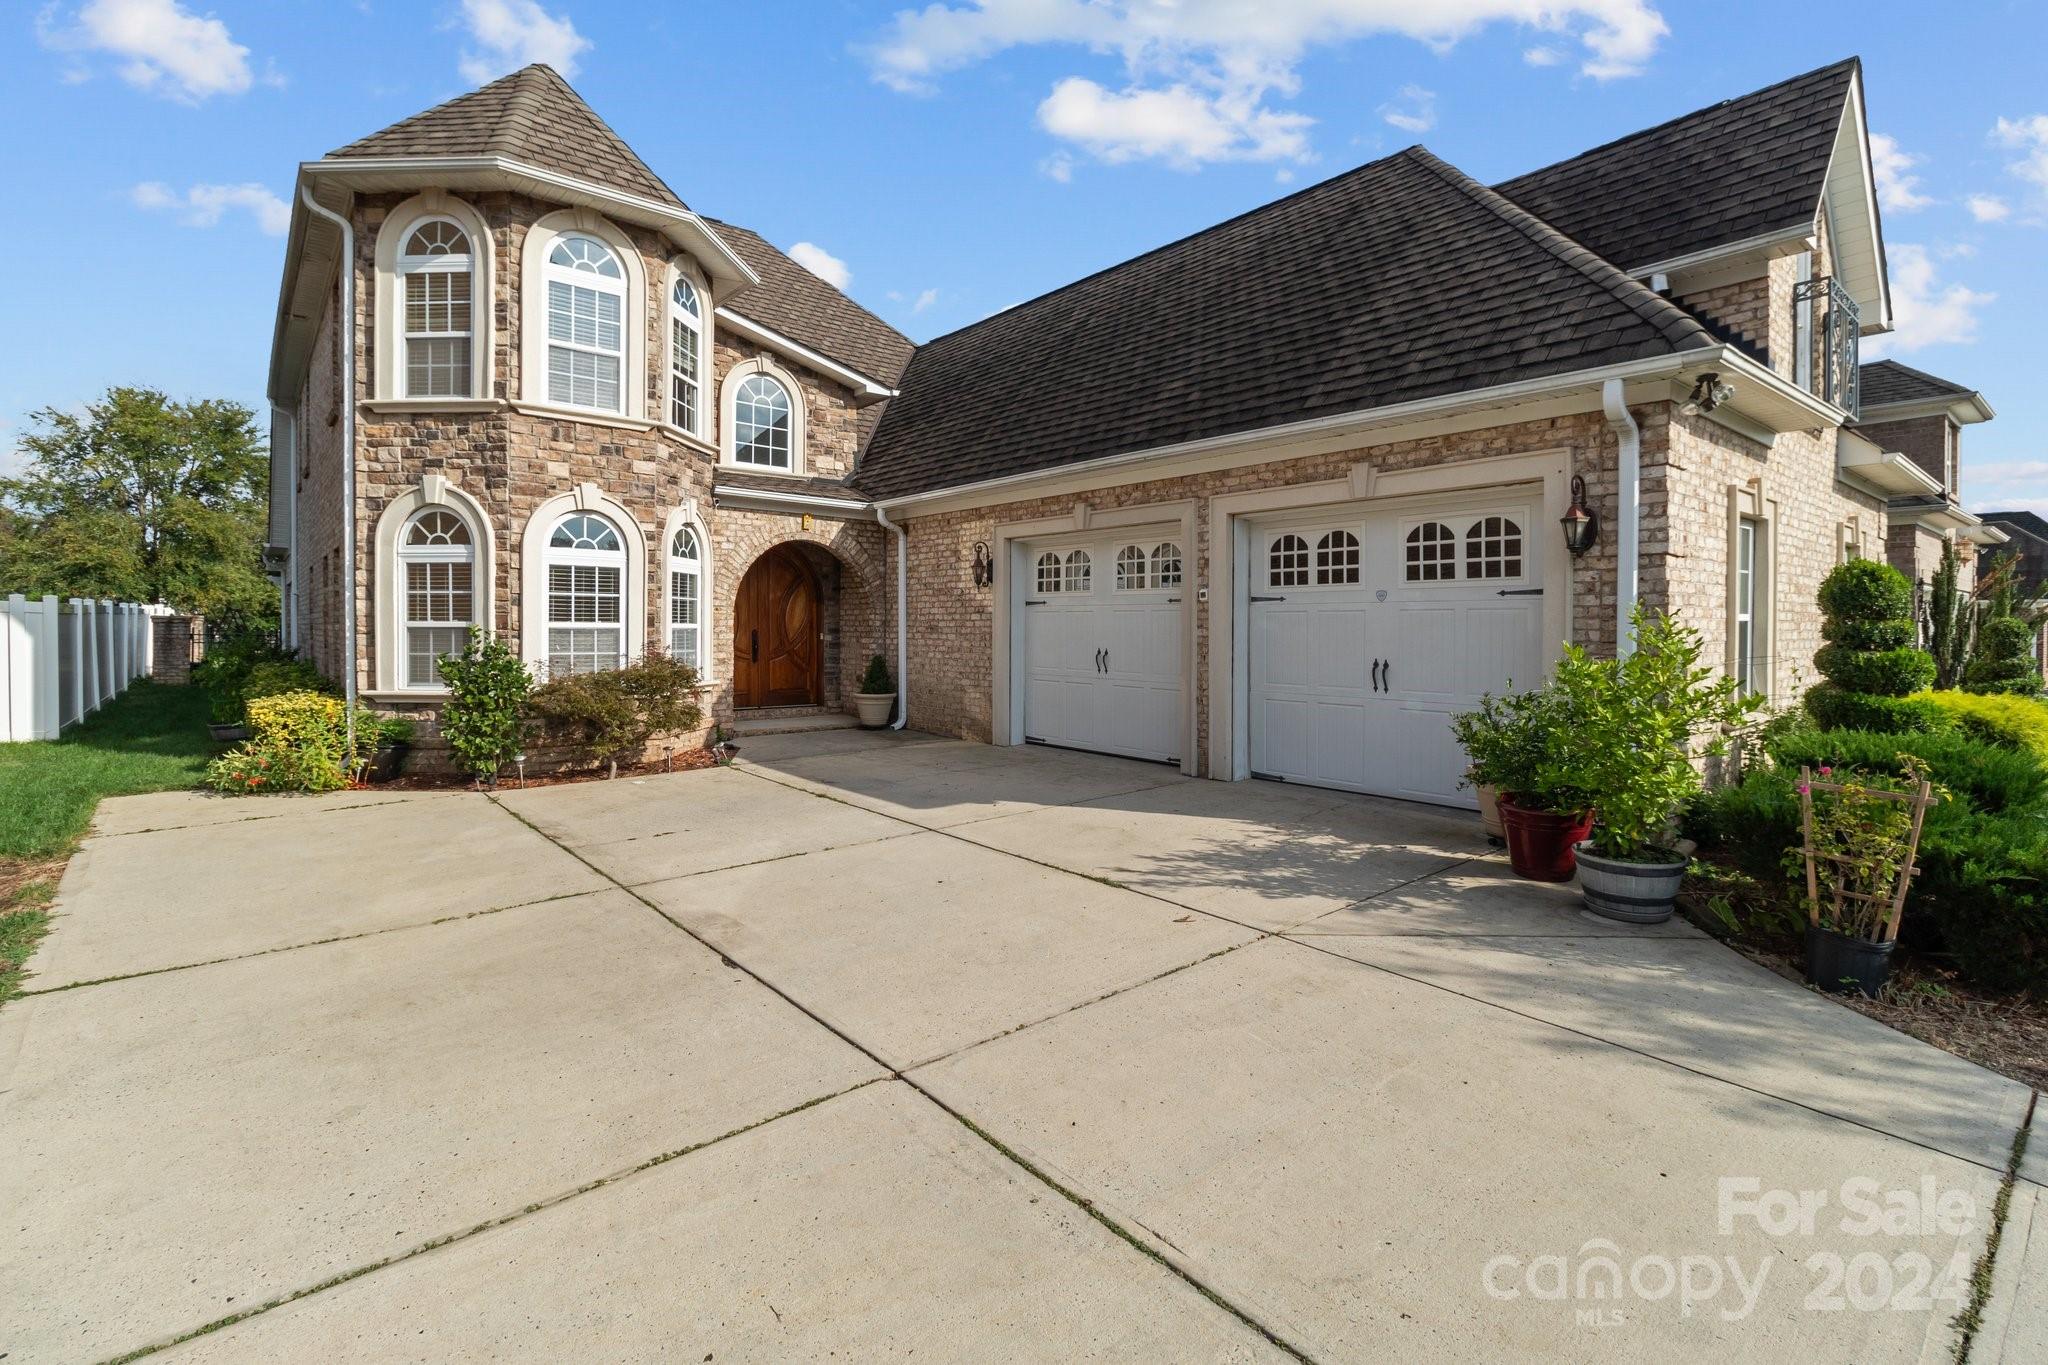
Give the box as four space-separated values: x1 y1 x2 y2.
1371 659 1381 692
1383 658 1392 691
1095 648 1105 673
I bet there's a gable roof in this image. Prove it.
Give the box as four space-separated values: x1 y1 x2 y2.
857 147 1715 502
708 221 914 388
1982 511 2048 547
1496 59 1857 271
328 64 685 210
1859 359 1975 408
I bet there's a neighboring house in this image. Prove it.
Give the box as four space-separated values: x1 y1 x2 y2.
1845 358 2003 612
1978 510 2048 674
268 57 1954 804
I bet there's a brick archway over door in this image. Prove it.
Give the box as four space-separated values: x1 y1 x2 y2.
733 545 823 707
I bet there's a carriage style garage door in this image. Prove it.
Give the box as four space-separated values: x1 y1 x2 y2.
1019 530 1186 763
1247 493 1547 807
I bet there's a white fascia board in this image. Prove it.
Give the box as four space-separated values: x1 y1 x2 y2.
1837 431 1944 495
712 308 898 402
1715 347 1847 430
299 157 760 292
1823 78 1893 333
1858 393 1997 426
875 350 1711 515
1894 500 1980 533
712 483 873 516
267 173 348 404
1963 523 2011 546
1628 226 1813 281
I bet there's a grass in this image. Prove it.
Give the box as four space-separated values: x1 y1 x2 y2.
0 682 217 1003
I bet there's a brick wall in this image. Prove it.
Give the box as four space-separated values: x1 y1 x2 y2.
150 614 203 685
1854 414 1954 494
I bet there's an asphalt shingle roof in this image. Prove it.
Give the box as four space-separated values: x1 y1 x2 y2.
855 147 1715 502
1495 59 1856 271
1859 358 1977 408
329 65 685 209
708 221 915 388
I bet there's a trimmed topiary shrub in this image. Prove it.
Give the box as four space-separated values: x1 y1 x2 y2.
1963 616 2044 696
1805 560 1942 734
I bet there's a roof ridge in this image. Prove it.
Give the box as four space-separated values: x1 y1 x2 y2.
493 64 548 155
1498 57 1858 187
529 64 689 209
1402 147 1717 355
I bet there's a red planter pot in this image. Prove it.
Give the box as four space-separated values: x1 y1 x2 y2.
1496 796 1595 881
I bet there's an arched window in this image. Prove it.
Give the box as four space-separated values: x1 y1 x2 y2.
1036 552 1063 594
400 220 473 397
1116 544 1149 590
1465 516 1524 579
545 511 625 675
546 234 626 412
1404 522 1456 582
1151 543 1183 589
667 524 702 668
399 508 474 686
669 276 703 434
733 373 793 468
1063 549 1092 593
1269 533 1309 588
1316 530 1360 585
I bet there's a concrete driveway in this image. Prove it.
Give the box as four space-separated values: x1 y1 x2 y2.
3 730 2037 1362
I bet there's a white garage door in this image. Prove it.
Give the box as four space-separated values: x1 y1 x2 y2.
1248 495 1547 807
1020 532 1185 763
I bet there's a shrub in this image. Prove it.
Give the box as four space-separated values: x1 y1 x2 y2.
1806 560 1939 734
205 690 371 794
526 652 702 776
1964 616 2044 696
1911 807 2048 993
1450 685 1589 813
191 631 299 724
438 629 532 781
859 654 894 694
1766 726 2046 815
241 659 333 706
1920 690 2048 760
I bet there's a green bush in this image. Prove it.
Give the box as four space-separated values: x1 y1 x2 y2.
859 654 894 694
1921 690 2048 760
1450 685 1590 813
1911 807 2048 993
1818 559 1914 628
1964 616 2044 696
438 629 532 781
190 631 300 724
205 690 372 794
1766 726 2046 814
241 659 333 706
1811 644 1936 696
1803 684 1949 735
526 652 702 775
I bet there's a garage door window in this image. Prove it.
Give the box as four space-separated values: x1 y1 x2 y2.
1116 544 1149 590
1404 522 1456 582
1063 550 1092 592
1315 530 1360 585
1464 516 1523 580
1151 542 1182 588
1270 533 1310 587
1036 552 1064 593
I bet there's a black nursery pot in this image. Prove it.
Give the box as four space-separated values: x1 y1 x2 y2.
1805 924 1895 997
365 742 411 783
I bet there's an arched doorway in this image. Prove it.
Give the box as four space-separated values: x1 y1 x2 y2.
733 544 823 708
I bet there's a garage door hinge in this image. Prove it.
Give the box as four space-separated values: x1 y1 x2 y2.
1024 599 1049 606
1248 594 1287 603
1251 770 1285 781
1496 588 1544 596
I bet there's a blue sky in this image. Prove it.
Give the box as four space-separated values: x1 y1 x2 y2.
3 0 2043 515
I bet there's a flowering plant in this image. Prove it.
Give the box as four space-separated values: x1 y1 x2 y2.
1789 755 1943 940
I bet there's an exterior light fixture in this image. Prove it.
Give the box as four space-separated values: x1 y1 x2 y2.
1560 476 1599 558
971 541 995 589
1681 373 1735 416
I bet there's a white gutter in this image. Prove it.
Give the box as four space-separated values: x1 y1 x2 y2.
872 505 908 730
271 404 299 649
1602 378 1641 658
300 186 359 754
711 484 872 514
714 308 898 402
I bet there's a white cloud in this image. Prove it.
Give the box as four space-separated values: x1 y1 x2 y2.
457 0 590 84
1968 193 2011 223
1378 83 1435 134
1040 150 1076 182
1994 114 2048 219
1868 133 1932 212
1966 459 2048 518
863 1 1666 167
1038 76 1311 167
787 241 852 290
1522 45 1564 66
131 180 290 235
38 0 254 102
912 288 939 314
1274 167 1295 184
1864 243 1993 357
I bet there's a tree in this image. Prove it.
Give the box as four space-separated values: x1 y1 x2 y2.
0 387 275 624
1926 538 1973 690
1805 559 1943 733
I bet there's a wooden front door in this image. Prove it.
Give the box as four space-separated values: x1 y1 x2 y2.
733 546 822 708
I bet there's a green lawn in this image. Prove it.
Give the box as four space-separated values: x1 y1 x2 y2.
0 682 217 1001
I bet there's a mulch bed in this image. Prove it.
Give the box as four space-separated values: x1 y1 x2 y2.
372 747 725 792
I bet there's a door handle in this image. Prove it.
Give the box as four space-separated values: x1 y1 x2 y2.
750 629 759 663
1103 648 1111 673
1371 659 1382 693
1383 658 1392 692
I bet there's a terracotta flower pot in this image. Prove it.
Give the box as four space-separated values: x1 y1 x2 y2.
1474 783 1505 843
1496 795 1594 881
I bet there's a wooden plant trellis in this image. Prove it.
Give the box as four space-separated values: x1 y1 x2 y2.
1797 766 1937 944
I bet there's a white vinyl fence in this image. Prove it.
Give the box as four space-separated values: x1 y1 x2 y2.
1 597 169 742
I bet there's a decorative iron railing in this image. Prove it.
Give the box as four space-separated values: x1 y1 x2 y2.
1793 275 1860 418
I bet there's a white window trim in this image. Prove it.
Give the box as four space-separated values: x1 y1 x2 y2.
1726 484 1776 701
371 476 496 694
661 501 713 681
373 193 494 403
518 210 650 421
719 355 807 476
519 484 647 676
664 260 712 442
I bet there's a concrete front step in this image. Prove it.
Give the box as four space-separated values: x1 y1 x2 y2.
731 712 863 738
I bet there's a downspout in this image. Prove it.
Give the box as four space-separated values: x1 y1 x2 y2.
300 186 359 751
1601 377 1640 658
271 404 299 650
872 505 908 730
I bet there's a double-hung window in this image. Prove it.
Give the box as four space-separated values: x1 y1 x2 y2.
400 220 474 397
670 278 703 434
1735 518 1760 695
546 235 626 412
546 512 626 675
668 525 702 668
400 508 474 686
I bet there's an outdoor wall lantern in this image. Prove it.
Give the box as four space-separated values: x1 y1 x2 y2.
1560 476 1599 558
971 541 995 589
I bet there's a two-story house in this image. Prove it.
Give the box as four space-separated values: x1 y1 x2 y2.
267 57 1979 803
